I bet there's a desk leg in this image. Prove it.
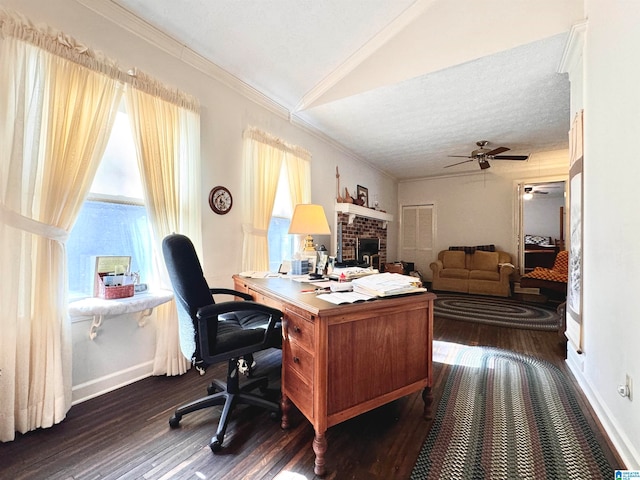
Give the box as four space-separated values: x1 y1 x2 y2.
313 430 327 476
280 394 291 430
422 386 433 419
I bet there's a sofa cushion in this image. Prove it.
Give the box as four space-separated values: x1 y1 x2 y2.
442 250 466 269
441 268 469 280
469 270 500 281
472 251 499 271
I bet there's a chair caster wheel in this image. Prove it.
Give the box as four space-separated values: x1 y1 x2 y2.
207 384 217 395
209 437 223 452
169 415 181 428
269 411 279 421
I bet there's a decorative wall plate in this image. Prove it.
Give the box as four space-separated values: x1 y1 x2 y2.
209 186 233 215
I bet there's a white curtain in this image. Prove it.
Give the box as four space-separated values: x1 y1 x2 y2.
0 20 123 441
0 9 202 440
241 127 311 271
125 76 201 375
285 153 311 207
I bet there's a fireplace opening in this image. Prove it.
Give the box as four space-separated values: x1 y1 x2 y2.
357 237 380 267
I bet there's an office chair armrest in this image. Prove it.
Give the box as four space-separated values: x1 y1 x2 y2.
209 288 253 301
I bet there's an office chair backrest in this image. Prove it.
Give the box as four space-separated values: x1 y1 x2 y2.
162 233 215 363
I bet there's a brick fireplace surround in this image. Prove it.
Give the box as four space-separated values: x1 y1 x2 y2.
338 212 387 266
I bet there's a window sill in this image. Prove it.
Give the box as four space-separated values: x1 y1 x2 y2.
69 290 174 340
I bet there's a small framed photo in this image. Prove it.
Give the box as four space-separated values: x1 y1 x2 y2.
357 185 369 207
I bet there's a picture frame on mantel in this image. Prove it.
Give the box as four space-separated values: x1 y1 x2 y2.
357 185 369 208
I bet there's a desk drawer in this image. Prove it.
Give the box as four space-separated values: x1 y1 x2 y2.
284 339 314 420
284 311 314 351
284 338 314 382
252 292 283 311
284 365 313 420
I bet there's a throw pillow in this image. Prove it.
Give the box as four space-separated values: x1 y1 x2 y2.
473 250 499 271
442 250 466 269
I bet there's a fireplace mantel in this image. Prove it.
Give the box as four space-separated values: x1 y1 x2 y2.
336 203 393 228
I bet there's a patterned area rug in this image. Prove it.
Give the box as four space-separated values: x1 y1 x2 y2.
434 293 560 331
411 347 614 479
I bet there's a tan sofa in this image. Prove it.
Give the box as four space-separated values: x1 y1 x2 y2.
430 249 514 297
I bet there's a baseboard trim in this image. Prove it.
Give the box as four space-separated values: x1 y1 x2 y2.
72 361 154 405
566 356 640 469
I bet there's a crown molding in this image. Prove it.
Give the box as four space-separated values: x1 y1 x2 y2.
290 113 397 181
558 20 587 76
75 0 400 180
76 0 290 119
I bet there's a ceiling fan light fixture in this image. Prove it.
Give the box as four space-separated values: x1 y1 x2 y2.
523 187 533 200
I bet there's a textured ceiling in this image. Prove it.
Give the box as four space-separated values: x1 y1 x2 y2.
105 0 582 180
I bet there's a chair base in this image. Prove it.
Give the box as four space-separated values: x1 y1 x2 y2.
169 361 280 452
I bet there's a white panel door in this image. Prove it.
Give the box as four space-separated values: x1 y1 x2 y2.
401 205 434 280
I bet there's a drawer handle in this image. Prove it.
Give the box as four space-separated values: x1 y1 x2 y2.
293 356 300 364
293 326 301 333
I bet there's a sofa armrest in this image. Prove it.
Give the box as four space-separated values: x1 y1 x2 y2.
430 260 443 277
499 263 514 281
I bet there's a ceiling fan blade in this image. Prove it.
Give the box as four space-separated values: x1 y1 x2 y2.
492 155 529 161
444 158 474 168
447 155 472 158
486 146 509 156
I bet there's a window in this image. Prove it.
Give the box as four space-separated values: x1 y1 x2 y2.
267 164 294 272
67 106 154 299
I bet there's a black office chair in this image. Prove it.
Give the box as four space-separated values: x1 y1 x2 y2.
162 233 282 452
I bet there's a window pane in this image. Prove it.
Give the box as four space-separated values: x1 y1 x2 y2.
67 107 153 299
90 110 143 200
267 165 294 272
67 201 154 297
272 164 292 218
268 216 293 272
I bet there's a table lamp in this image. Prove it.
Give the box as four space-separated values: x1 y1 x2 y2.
288 204 331 253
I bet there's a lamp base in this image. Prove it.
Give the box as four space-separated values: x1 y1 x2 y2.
302 234 316 252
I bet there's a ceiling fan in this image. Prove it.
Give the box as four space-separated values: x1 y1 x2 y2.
445 140 529 170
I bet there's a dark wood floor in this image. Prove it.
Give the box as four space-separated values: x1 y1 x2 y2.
0 315 624 480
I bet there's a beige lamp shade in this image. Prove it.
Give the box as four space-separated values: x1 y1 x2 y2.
288 204 331 252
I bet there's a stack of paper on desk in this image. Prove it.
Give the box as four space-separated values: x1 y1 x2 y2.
328 266 378 280
351 272 426 297
316 291 376 305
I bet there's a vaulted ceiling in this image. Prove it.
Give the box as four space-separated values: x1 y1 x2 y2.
95 0 583 179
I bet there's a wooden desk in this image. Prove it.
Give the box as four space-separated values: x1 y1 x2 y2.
233 276 435 476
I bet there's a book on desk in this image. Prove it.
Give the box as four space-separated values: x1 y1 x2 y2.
316 272 426 304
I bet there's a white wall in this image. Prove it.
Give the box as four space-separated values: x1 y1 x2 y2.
5 1 638 467
397 153 568 280
576 0 640 468
523 194 565 239
0 0 397 401
70 312 157 403
400 173 515 260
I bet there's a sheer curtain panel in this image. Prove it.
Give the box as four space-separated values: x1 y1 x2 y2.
0 9 201 441
241 128 311 271
0 23 123 441
125 82 201 376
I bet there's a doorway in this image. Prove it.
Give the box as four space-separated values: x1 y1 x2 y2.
518 180 567 275
400 204 435 280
